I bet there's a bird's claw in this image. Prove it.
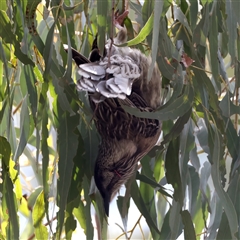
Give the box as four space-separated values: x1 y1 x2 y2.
114 10 129 30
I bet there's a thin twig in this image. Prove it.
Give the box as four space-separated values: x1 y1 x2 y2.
115 230 132 240
138 220 145 240
95 212 102 240
128 214 142 239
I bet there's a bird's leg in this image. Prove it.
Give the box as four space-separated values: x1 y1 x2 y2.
108 9 129 67
114 10 129 44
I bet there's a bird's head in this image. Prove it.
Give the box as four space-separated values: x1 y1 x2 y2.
94 140 138 216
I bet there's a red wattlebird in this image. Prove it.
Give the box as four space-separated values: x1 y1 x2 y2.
64 11 162 216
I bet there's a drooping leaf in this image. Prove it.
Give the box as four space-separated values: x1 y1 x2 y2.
210 126 238 238
169 200 182 239
181 210 196 240
163 108 192 144
165 137 183 205
131 180 161 236
0 10 34 66
209 3 220 91
97 1 109 56
147 1 163 81
122 12 154 47
226 1 237 64
173 5 192 36
136 172 171 198
0 137 19 240
32 191 48 240
14 96 34 163
122 84 194 121
53 93 80 237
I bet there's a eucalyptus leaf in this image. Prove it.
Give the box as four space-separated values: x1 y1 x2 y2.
32 191 48 240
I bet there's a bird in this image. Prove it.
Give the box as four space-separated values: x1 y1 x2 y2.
64 10 162 216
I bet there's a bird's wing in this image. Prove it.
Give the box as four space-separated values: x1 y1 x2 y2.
76 53 141 102
90 92 161 141
63 44 90 65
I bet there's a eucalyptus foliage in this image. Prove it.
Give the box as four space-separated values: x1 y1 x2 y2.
0 0 240 239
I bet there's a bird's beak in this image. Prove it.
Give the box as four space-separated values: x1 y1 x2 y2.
103 194 110 216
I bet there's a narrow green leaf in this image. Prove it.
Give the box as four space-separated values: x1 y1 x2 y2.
161 64 184 106
82 176 94 240
216 212 232 240
199 161 211 215
2 171 19 239
40 84 50 227
219 91 240 117
63 19 73 81
73 201 87 234
141 0 154 46
0 10 34 66
209 3 220 91
188 166 200 216
163 108 192 144
122 84 194 121
192 4 209 47
65 214 76 239
129 1 143 27
121 12 154 47
189 145 200 172
14 96 33 163
131 180 161 235
0 137 11 165
116 196 130 233
66 133 86 236
179 120 195 195
223 116 239 163
27 187 43 210
165 137 183 204
0 39 10 88
159 209 171 240
32 191 48 239
51 75 75 116
173 5 192 36
169 200 182 239
226 1 237 63
234 60 240 96
192 66 220 120
195 118 210 155
140 157 160 239
147 1 163 81
136 172 171 198
97 1 108 56
43 21 56 77
0 137 19 240
23 65 38 121
207 192 222 239
55 101 79 237
210 126 238 239
189 0 198 30
222 172 240 238
181 210 196 240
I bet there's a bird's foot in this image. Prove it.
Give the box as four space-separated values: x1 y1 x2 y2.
113 10 129 44
114 10 129 30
